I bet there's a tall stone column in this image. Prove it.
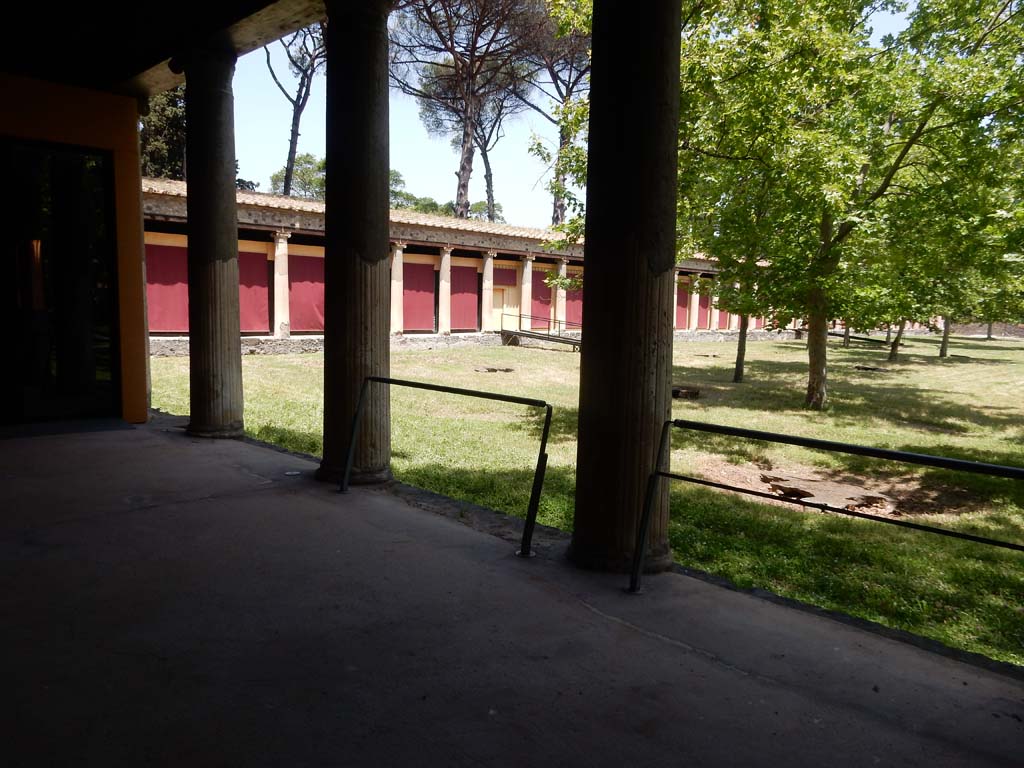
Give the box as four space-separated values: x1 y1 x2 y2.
438 246 452 334
481 250 495 332
571 0 682 572
178 39 244 438
672 273 679 330
688 279 700 330
272 231 291 338
520 255 534 330
555 258 569 331
317 0 392 484
390 242 404 335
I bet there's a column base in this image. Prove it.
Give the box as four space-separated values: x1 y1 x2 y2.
315 461 393 485
567 540 674 574
186 421 244 439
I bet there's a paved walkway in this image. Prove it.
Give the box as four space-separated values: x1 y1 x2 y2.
2 419 1021 766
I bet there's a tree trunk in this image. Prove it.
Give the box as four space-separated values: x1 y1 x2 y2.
454 102 476 218
939 316 951 358
733 314 749 383
888 319 906 362
282 89 305 196
480 144 496 222
986 320 994 340
842 324 851 348
804 288 828 410
551 124 570 226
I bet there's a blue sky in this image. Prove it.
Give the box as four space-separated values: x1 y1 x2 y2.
233 43 561 228
233 9 909 230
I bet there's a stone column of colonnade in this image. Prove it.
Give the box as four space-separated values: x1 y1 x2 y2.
571 0 682 571
177 38 244 438
481 250 496 332
688 278 701 330
555 258 569 331
390 242 404 335
672 274 679 329
317 0 392 484
438 246 452 334
272 231 291 338
520 255 534 330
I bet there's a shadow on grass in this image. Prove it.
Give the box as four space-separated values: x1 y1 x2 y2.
393 462 576 532
515 404 579 445
250 424 323 457
668 483 1024 665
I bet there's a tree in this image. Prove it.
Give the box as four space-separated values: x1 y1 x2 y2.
677 0 1024 409
270 152 325 199
390 0 535 218
140 85 187 180
264 23 328 197
516 0 591 225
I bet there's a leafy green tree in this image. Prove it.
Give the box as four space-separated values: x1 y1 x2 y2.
140 85 186 180
270 152 325 199
678 0 1024 409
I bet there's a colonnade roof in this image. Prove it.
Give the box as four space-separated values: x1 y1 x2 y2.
142 177 587 260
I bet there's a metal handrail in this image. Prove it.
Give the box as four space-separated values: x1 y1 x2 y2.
341 376 553 558
629 419 1024 592
502 313 583 333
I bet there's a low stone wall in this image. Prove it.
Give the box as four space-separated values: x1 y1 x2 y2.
149 328 798 357
951 323 1024 338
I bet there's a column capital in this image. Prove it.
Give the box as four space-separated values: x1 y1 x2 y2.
391 240 406 250
523 253 536 262
485 249 498 258
272 230 291 243
441 245 454 256
559 256 570 265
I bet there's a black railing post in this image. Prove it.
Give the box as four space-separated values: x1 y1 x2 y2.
339 376 373 493
518 404 553 557
629 419 674 593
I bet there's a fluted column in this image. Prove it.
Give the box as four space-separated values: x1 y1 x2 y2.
390 242 404 335
318 0 392 484
481 250 495 332
555 258 568 331
571 0 681 572
520 254 534 330
438 246 452 334
273 231 291 338
672 273 679 329
179 39 243 438
688 278 700 330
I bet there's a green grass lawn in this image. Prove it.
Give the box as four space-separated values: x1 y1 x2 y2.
151 334 1024 665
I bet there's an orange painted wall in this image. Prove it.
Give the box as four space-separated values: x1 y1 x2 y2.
0 73 149 423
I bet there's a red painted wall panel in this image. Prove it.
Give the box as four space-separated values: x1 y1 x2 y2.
493 267 517 287
451 265 479 331
566 285 583 329
288 255 325 332
675 285 690 329
697 294 711 328
403 262 436 331
238 251 269 333
754 316 764 329
718 309 731 330
531 270 552 329
146 244 189 332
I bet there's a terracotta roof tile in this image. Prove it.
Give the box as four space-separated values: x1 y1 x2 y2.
142 177 562 242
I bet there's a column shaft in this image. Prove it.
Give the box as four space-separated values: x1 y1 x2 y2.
688 279 701 330
390 243 404 334
273 231 291 338
672 274 679 330
555 258 568 331
571 0 682 572
183 41 243 438
318 0 392 483
520 256 533 330
481 251 495 332
438 247 452 334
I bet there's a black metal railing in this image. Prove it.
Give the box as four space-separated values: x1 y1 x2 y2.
629 419 1024 592
502 313 583 335
341 376 553 557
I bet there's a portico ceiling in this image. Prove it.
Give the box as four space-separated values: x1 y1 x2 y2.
0 0 326 98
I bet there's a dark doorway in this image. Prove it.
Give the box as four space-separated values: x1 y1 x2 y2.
0 139 120 424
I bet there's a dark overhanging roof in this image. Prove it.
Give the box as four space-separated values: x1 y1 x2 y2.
0 0 326 98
